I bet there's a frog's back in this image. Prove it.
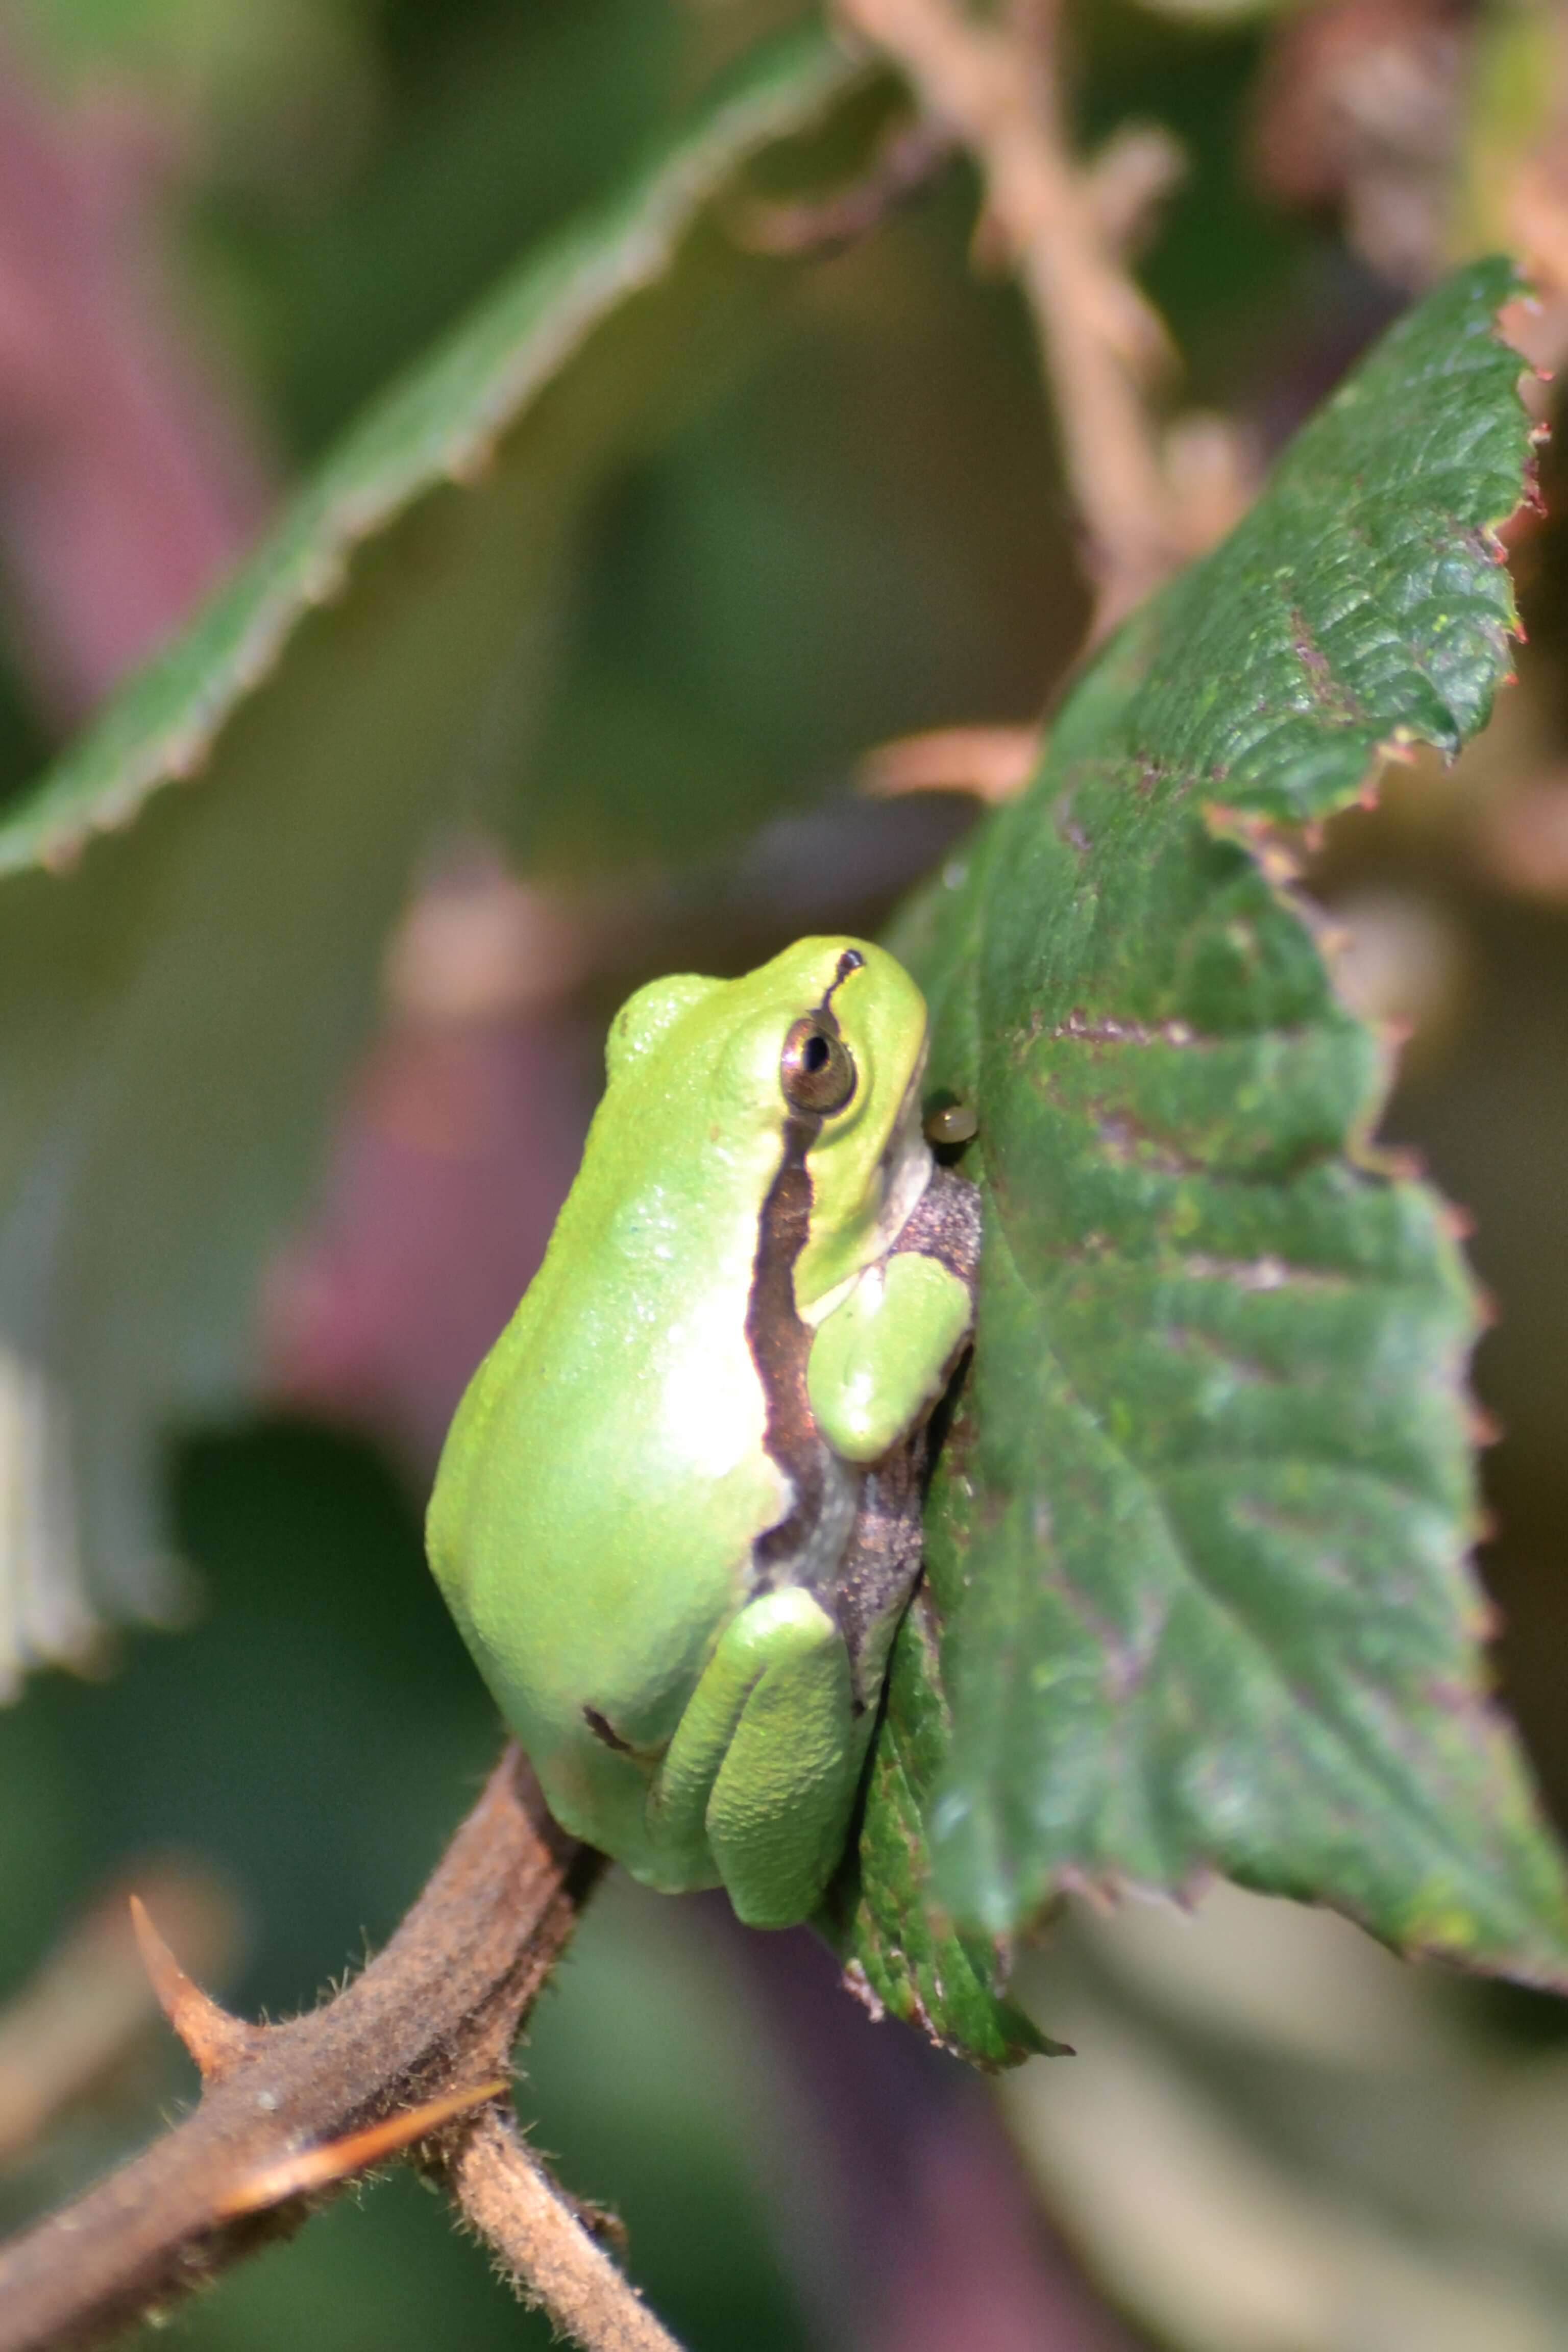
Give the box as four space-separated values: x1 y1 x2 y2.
427 973 790 1775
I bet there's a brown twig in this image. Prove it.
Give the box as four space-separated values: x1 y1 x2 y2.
857 722 1043 802
447 2108 678 2352
836 0 1187 633
732 113 955 253
0 1746 678 2352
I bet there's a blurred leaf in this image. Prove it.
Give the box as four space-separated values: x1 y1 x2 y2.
0 27 904 1689
17 0 372 141
1006 1883 1568 2352
852 257 1568 2048
1454 4 1560 264
241 0 686 456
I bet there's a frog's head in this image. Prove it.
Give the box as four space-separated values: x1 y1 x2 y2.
716 935 932 1311
602 935 933 1308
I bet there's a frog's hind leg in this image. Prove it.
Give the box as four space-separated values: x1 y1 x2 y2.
648 1587 863 1929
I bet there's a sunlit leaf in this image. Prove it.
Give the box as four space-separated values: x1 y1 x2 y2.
843 259 1568 2059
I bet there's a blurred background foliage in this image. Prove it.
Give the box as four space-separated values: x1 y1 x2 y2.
4 1 1568 2347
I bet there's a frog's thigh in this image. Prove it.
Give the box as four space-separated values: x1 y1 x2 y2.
653 1588 859 1929
807 1252 973 1463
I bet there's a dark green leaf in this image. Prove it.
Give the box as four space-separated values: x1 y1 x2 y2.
819 1585 1060 2071
851 258 1568 2056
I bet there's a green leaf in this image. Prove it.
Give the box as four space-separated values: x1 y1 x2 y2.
819 1586 1061 2070
850 257 1568 2053
0 28 903 1691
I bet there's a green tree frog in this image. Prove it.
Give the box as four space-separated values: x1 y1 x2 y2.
426 936 978 1927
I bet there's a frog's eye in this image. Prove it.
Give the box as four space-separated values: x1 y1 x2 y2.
780 1017 856 1116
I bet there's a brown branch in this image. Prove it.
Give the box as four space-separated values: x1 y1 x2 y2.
445 2108 679 2352
0 1746 676 2352
835 0 1192 633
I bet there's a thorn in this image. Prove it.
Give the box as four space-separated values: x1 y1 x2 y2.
1374 1138 1424 1180
130 1894 257 2084
214 2078 510 2219
561 2190 630 2257
446 435 497 486
40 831 85 876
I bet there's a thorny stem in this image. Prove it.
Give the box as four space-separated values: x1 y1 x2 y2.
836 0 1187 634
0 1746 681 2352
0 1865 239 2170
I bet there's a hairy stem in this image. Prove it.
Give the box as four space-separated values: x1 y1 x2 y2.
0 1747 676 2352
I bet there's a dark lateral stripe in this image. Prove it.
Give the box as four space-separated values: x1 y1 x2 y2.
744 952 863 1583
745 1105 823 1579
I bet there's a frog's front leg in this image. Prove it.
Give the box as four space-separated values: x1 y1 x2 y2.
806 1246 974 1464
648 1588 863 1929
